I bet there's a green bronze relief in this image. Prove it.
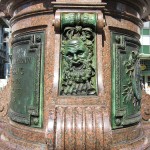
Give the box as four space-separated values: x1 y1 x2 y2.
111 32 141 129
59 13 97 95
122 51 141 103
9 32 44 128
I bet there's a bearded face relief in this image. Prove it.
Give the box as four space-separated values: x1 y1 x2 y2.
60 38 97 95
64 38 89 82
59 13 97 96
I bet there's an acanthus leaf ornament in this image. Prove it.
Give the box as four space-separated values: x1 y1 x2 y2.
59 13 98 96
122 51 142 106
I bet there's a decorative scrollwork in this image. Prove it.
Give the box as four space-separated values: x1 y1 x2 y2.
59 13 97 95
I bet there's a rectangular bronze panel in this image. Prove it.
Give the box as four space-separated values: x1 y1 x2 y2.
9 31 44 128
111 32 141 129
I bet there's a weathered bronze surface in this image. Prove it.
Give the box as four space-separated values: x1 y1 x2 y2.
9 31 44 128
59 13 97 95
111 32 142 129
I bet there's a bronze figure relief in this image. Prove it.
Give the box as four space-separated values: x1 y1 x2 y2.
59 13 97 96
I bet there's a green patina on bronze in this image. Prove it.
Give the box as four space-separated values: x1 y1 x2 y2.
111 32 142 129
9 32 44 128
59 13 97 95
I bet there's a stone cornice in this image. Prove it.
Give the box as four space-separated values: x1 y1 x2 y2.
103 0 150 20
0 0 150 20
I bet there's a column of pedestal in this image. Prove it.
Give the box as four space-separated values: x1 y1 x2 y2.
0 0 54 149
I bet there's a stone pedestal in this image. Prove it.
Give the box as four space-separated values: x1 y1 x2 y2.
0 0 150 149
141 91 150 143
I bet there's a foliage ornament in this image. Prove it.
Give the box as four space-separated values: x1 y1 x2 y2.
122 51 141 106
59 13 97 95
112 33 142 129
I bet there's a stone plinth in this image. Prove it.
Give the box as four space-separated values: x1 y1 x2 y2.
0 0 150 149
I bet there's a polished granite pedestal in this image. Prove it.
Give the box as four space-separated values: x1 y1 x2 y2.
0 0 150 149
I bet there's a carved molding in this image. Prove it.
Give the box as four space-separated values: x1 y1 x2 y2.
53 11 105 32
46 106 103 149
52 2 106 12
